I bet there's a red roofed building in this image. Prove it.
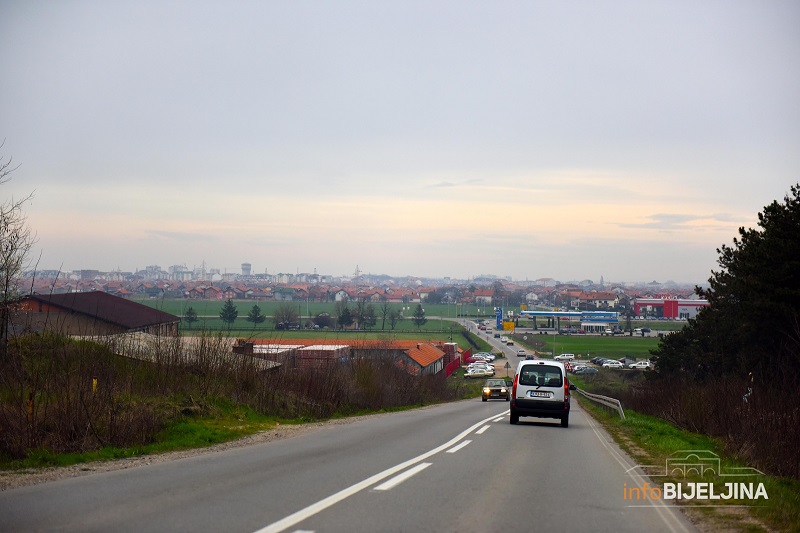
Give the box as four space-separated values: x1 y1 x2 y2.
12 291 180 337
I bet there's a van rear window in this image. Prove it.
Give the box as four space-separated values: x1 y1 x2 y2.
519 365 563 387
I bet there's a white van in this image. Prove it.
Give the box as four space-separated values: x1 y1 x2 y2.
510 359 576 427
554 353 575 361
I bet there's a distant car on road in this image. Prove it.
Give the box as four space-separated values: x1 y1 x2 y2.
554 353 575 361
517 349 526 357
482 378 510 402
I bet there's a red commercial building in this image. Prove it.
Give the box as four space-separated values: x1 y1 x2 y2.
633 298 709 320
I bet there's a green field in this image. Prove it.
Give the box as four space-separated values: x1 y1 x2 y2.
137 299 684 331
512 331 661 360
137 299 483 339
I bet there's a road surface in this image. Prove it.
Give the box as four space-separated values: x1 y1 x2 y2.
0 395 694 532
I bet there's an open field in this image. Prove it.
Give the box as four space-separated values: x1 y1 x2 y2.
135 299 687 337
511 331 661 360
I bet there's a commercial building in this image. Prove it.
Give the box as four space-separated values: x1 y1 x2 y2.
633 298 709 320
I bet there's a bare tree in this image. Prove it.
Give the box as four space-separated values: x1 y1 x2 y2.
273 301 299 327
1 144 36 356
378 298 391 329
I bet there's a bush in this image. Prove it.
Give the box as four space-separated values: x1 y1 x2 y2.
0 333 464 462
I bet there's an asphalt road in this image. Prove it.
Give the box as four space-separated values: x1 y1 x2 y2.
0 397 695 533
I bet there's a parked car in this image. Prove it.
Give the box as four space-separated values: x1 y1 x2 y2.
482 378 511 402
574 366 598 375
641 327 652 333
464 367 489 379
468 363 495 376
628 361 653 370
602 360 624 369
510 359 576 427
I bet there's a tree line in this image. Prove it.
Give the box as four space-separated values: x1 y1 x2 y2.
182 300 430 331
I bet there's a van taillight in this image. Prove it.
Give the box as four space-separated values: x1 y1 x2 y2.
564 377 569 401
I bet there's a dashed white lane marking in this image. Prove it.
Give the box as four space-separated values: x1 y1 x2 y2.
373 462 432 491
446 440 472 453
253 411 505 533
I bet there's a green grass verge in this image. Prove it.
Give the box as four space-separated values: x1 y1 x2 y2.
0 400 284 470
572 376 800 532
514 331 660 360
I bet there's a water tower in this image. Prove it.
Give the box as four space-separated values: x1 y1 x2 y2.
241 263 252 276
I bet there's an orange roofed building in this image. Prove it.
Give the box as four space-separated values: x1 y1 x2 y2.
235 338 460 376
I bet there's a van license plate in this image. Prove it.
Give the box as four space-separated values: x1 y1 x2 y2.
529 391 552 398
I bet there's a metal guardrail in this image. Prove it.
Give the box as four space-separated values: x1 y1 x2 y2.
575 387 626 420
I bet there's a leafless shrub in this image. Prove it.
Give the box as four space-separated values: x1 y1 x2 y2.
614 373 800 479
0 332 462 460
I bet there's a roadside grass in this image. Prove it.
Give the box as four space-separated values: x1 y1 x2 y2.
1 400 281 470
572 375 800 532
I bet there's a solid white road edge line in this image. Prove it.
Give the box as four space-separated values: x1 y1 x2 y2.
579 403 692 533
253 410 509 533
475 425 490 434
373 462 432 491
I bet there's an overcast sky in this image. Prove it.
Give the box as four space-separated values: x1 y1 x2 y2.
1 1 798 284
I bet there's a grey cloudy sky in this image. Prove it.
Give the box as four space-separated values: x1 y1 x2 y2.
1 1 798 283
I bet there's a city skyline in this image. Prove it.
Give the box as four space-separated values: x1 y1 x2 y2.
29 261 700 290
2 2 798 283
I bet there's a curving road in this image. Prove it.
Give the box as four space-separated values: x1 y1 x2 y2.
1 399 694 532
